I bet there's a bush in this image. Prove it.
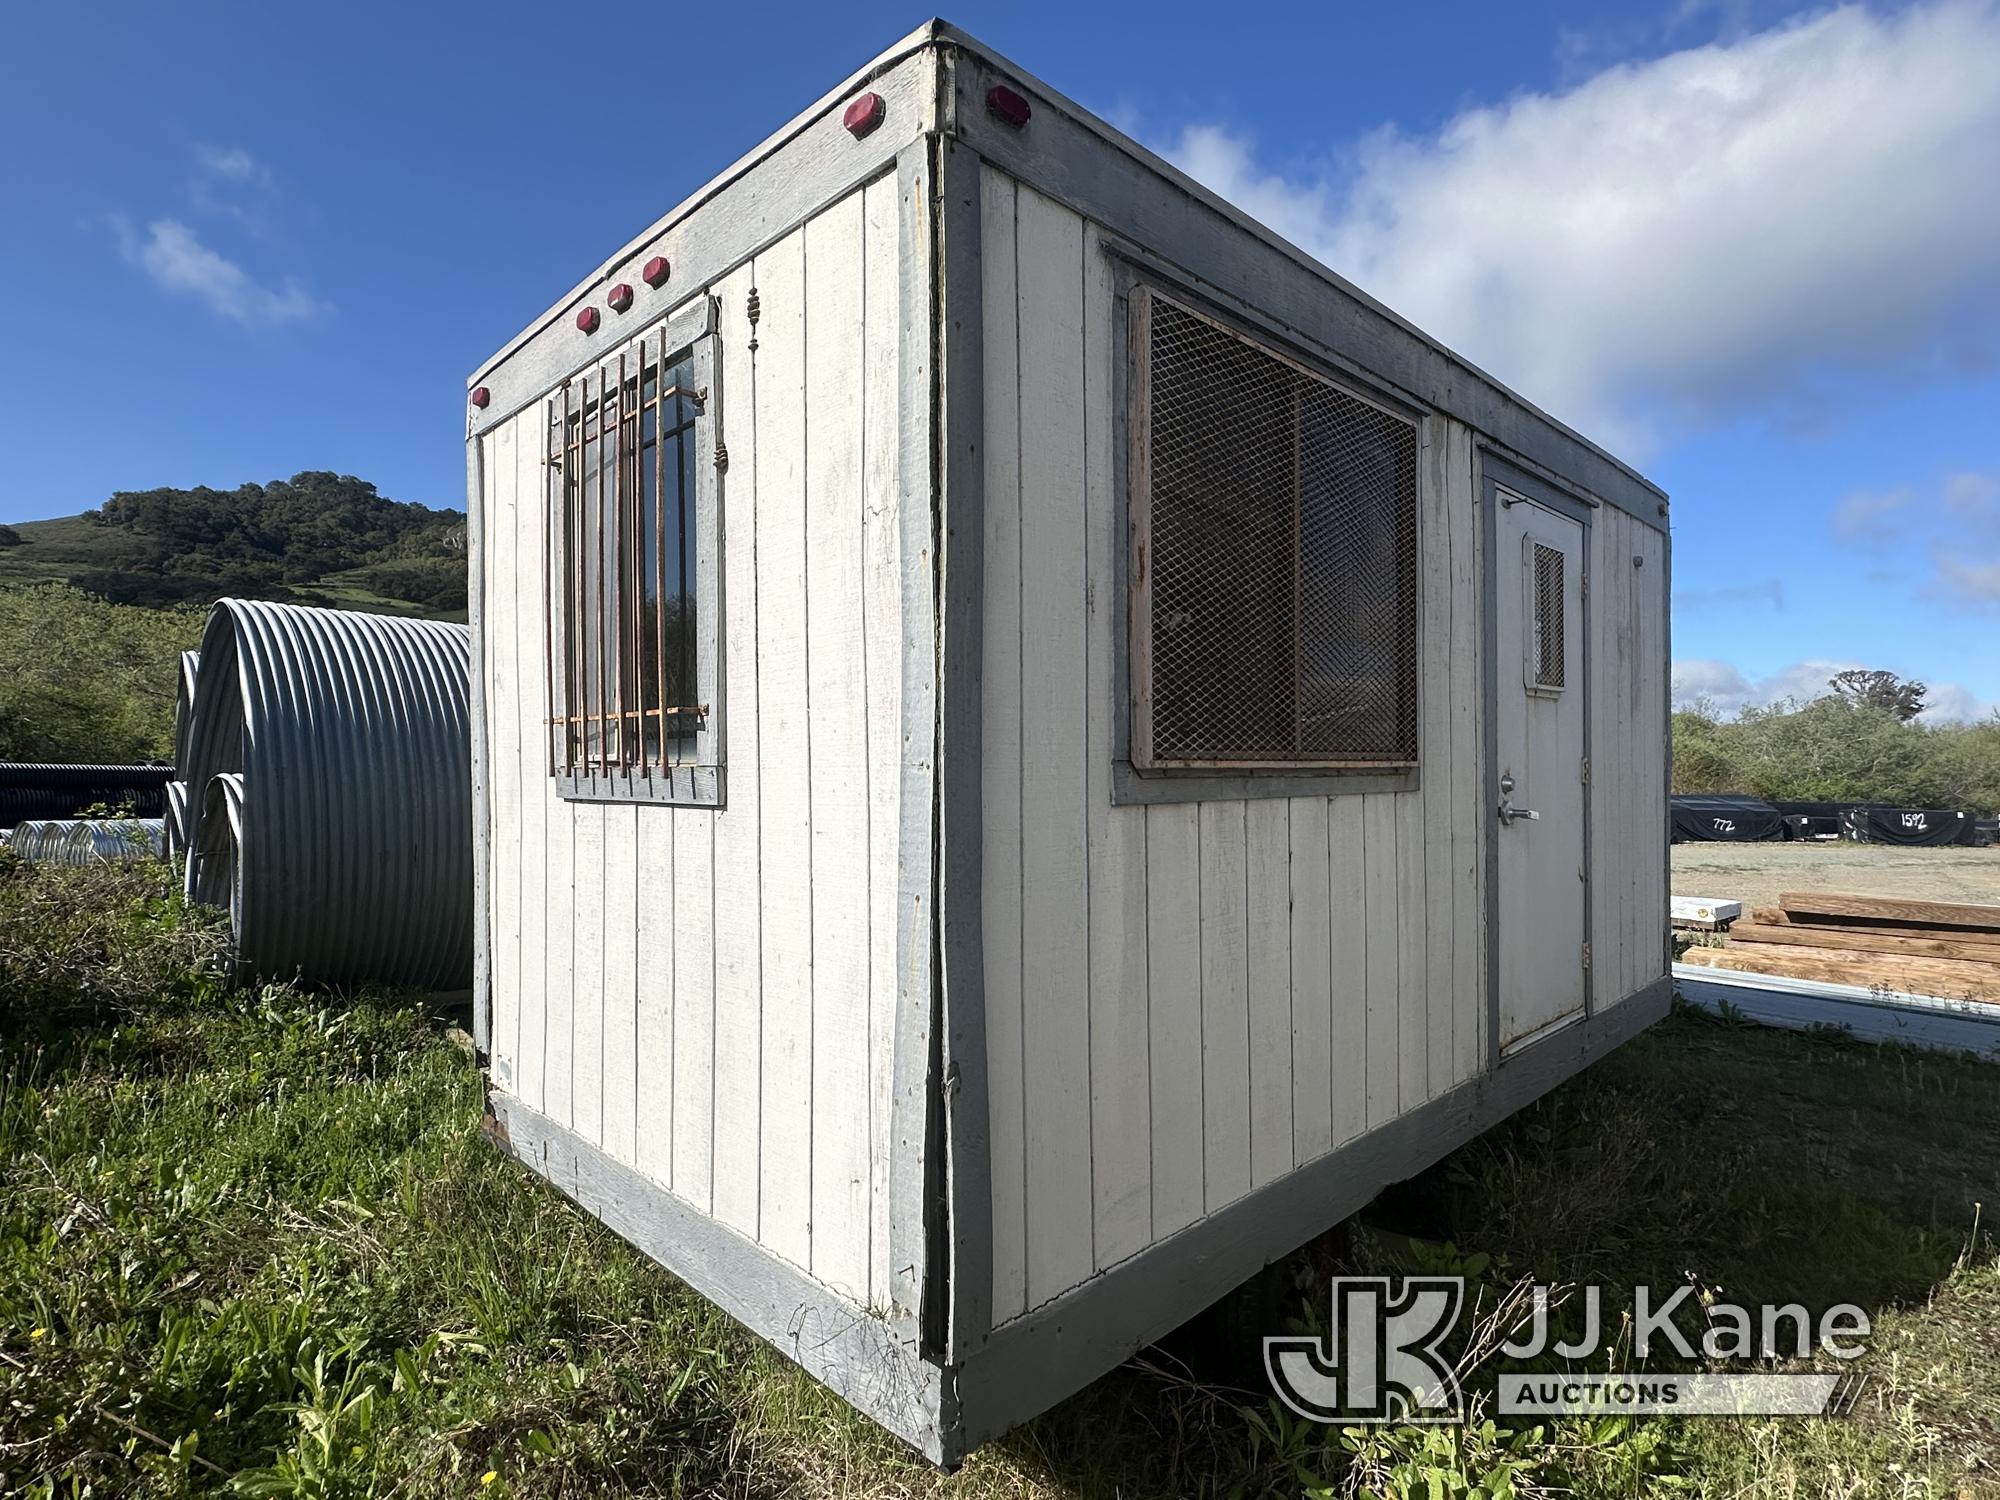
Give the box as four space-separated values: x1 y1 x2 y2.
0 584 202 763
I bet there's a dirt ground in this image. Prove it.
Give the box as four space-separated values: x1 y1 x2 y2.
1671 839 2000 913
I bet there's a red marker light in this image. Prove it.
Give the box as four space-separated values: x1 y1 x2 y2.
469 386 490 409
607 282 634 313
986 84 1031 129
641 255 671 288
843 91 885 137
576 306 600 334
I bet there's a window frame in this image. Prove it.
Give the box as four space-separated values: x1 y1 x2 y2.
1113 260 1424 805
545 294 725 808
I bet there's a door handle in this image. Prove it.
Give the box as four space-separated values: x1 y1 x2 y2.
1498 801 1541 826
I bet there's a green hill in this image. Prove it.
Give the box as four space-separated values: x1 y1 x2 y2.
0 471 467 620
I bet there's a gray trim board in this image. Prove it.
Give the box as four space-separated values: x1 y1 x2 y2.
949 976 1670 1459
485 1090 948 1460
938 35 1667 532
933 126 993 1365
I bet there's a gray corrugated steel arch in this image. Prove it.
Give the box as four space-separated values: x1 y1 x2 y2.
181 599 473 990
166 650 200 860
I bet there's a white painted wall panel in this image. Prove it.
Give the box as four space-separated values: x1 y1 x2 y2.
976 165 1501 1317
481 175 929 1315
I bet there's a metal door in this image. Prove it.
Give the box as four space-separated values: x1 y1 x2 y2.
1494 489 1587 1051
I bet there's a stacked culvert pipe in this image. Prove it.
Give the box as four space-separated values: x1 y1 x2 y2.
8 818 163 866
164 650 200 860
180 599 473 991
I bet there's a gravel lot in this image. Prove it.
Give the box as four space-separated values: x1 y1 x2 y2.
1671 839 2000 914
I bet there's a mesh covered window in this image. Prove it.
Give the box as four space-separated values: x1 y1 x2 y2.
543 300 721 803
1131 290 1420 770
1530 542 1566 691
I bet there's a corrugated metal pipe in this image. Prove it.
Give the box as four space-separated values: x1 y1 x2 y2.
164 650 200 860
7 818 164 866
0 762 174 829
180 599 473 991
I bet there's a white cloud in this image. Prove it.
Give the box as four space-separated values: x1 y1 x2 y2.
116 217 326 327
193 144 260 182
1159 1 2000 450
1830 487 1917 545
1673 656 1996 721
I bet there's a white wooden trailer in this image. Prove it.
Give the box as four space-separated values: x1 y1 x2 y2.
466 21 1671 1464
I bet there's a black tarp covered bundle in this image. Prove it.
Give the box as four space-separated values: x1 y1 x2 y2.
1774 801 1845 839
0 763 173 830
1670 794 1785 842
1839 805 1973 846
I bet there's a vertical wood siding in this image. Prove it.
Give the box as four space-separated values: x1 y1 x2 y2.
978 170 1497 1322
1590 504 1670 1005
480 174 927 1312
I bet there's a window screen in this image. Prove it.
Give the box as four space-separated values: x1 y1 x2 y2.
1132 290 1419 769
1531 542 1566 691
544 304 720 801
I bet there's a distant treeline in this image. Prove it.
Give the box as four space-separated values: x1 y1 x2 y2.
77 471 465 611
0 585 200 763
1674 671 2000 813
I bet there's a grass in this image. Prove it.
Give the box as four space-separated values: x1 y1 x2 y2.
1 857 1995 1497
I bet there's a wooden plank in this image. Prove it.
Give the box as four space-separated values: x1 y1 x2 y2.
1288 797 1333 1164
804 194 872 1300
860 174 901 1309
634 798 674 1189
512 410 548 1109
1395 788 1428 1110
709 259 762 1241
1418 423 1454 1104
1730 922 2000 965
979 165 1027 1323
601 806 638 1165
1083 224 1152 1270
1198 800 1252 1212
571 804 605 1146
671 812 715 1213
1750 907 2000 946
1146 804 1204 1237
1327 796 1368 1147
1778 891 2000 933
483 421 517 1094
752 224 813 1272
1014 184 1093 1306
1246 797 1292 1190
1448 422 1483 1085
1682 944 2000 1002
1361 792 1399 1129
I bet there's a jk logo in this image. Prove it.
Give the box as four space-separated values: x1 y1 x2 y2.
1265 1276 1467 1424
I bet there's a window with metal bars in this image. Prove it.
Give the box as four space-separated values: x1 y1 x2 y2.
545 300 721 804
1129 288 1420 771
1529 541 1566 692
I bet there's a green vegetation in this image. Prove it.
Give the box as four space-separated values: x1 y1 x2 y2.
0 585 202 763
1 857 1994 1497
1674 672 2000 811
0 472 465 618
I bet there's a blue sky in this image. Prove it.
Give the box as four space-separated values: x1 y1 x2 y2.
3 0 1995 718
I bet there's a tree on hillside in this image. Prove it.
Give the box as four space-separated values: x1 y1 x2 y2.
0 584 201 762
0 525 20 548
1828 668 1926 721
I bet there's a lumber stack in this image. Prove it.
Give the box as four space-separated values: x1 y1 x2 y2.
1680 889 2000 1003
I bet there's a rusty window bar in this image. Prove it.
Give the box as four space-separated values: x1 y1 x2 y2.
652 328 670 771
